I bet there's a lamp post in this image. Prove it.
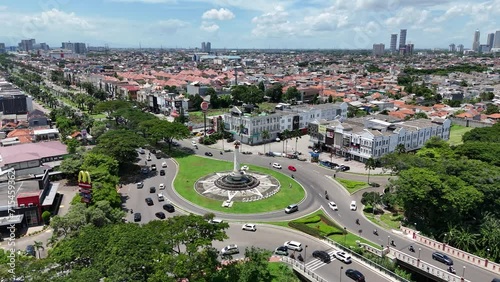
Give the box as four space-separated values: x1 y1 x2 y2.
444 233 447 244
414 222 417 230
340 266 343 282
387 235 391 247
462 266 466 278
418 248 421 260
304 245 308 264
344 227 347 245
487 248 490 258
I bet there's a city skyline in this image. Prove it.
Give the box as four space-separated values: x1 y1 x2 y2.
0 0 498 49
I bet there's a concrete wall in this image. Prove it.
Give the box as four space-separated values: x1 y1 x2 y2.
450 118 493 128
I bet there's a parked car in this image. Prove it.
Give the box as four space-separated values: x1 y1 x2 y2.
209 218 223 224
345 269 365 282
432 252 453 265
134 213 142 222
274 246 289 256
328 202 338 211
272 163 282 169
136 182 144 189
340 165 350 172
141 167 149 175
163 203 175 213
160 170 165 176
334 251 352 263
312 250 331 263
288 165 297 171
242 151 253 155
145 197 154 206
350 201 357 211
151 164 157 171
147 155 152 161
285 204 298 214
283 241 302 252
25 245 35 257
138 148 145 154
191 140 197 146
149 186 156 193
205 152 213 156
221 244 239 256
242 224 257 231
155 212 166 219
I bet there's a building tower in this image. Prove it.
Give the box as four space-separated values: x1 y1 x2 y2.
472 29 480 51
399 29 407 49
487 33 495 48
206 42 211 53
449 44 456 52
372 43 385 56
201 42 206 52
390 34 397 53
493 31 500 51
457 44 464 53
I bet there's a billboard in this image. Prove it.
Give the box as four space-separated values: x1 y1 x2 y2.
174 101 183 108
292 116 300 130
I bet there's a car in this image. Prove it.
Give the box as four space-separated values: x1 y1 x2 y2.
191 140 197 146
151 164 157 171
134 213 142 222
350 201 357 211
432 252 453 265
274 246 289 256
288 165 297 171
209 219 223 224
156 154 162 159
138 148 145 154
272 163 282 169
335 251 352 263
240 165 249 171
242 224 257 231
345 269 365 282
220 244 239 256
285 204 298 214
328 202 338 211
312 250 331 263
283 241 303 252
242 151 252 155
155 212 166 219
151 149 156 154
159 183 165 190
136 182 144 189
149 186 156 193
160 170 165 176
147 155 152 161
172 142 180 147
25 245 35 257
162 162 168 168
207 129 215 134
205 152 213 156
157 193 165 201
141 167 149 175
163 203 175 213
145 197 154 206
340 165 350 172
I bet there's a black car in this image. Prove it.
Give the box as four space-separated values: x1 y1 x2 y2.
151 149 156 154
345 269 365 282
205 152 213 156
340 165 350 172
155 212 166 219
145 198 154 206
432 252 453 265
149 187 156 193
134 213 142 222
160 170 165 176
156 154 162 159
141 167 149 174
312 250 331 263
26 245 35 257
163 203 175 213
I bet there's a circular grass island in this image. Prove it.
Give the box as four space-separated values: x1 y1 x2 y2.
173 155 305 214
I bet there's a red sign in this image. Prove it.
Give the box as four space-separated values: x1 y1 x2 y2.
201 101 209 111
78 183 92 189
79 189 92 194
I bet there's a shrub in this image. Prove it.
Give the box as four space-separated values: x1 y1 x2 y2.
41 211 51 225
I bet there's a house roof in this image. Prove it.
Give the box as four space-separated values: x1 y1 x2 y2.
0 141 67 167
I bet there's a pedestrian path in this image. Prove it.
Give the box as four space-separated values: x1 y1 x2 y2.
304 250 337 271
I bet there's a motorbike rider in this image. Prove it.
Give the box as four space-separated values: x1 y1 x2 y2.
356 218 360 225
409 245 415 252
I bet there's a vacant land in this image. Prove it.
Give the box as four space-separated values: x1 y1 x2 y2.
448 125 473 146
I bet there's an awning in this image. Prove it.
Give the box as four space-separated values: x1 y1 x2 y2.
42 183 60 206
0 214 24 226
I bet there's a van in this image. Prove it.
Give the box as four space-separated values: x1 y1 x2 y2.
284 241 303 252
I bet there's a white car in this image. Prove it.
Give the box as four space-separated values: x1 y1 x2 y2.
209 219 223 224
328 202 338 211
272 163 282 169
242 223 256 232
157 193 165 201
162 162 168 168
350 201 357 211
240 165 249 171
159 183 165 190
147 155 152 161
220 244 239 256
334 251 352 263
191 140 197 146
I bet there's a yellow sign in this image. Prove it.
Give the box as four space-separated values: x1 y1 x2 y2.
318 125 327 134
78 171 91 184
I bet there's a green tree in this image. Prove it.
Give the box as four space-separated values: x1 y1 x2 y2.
257 81 265 92
484 103 499 115
95 100 131 117
265 83 283 103
33 241 44 259
190 94 204 111
414 112 428 119
284 86 301 102
59 155 84 179
94 129 146 166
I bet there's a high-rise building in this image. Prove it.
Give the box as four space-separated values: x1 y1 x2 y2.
457 44 464 53
201 42 206 52
0 43 5 54
18 39 35 52
405 44 414 55
493 31 500 49
206 42 211 53
472 29 480 51
449 44 456 52
399 29 407 49
487 33 495 47
62 42 87 54
390 34 397 53
372 43 385 56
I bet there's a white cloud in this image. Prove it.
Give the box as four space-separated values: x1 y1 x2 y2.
156 19 190 33
202 8 235 21
200 22 219 32
385 7 430 28
109 0 176 3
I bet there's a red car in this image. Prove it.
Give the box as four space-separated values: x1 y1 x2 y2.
288 165 297 172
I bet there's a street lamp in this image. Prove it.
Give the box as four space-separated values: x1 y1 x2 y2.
462 266 466 278
304 245 308 264
340 266 343 282
418 248 421 260
387 235 391 247
414 222 417 230
344 227 347 245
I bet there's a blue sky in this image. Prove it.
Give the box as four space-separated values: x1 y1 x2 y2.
0 0 499 49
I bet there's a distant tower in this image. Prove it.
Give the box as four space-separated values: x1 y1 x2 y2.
372 43 385 56
472 29 480 51
206 42 211 53
449 43 456 52
201 42 206 52
399 29 407 49
493 31 500 50
487 33 495 47
390 34 397 53
457 44 464 53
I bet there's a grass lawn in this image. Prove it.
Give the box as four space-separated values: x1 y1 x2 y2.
174 155 305 214
189 109 229 123
90 113 107 119
334 177 369 194
365 212 402 230
328 232 381 250
448 124 473 146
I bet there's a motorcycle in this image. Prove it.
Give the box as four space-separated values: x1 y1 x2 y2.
291 174 295 179
325 194 329 200
409 246 415 252
448 266 456 274
220 151 223 155
297 254 304 262
373 230 378 236
130 209 133 214
356 219 360 225
390 240 396 247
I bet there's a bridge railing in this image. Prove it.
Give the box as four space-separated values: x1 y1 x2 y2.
280 256 328 282
401 226 500 276
322 237 409 282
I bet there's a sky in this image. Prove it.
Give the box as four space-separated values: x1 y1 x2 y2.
0 0 499 49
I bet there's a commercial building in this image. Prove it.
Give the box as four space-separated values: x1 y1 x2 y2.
487 33 495 48
0 80 30 114
472 29 480 52
0 43 5 54
372 43 385 56
308 115 451 162
457 44 464 53
18 39 35 52
206 42 212 53
399 29 407 49
61 42 87 54
449 44 456 52
390 34 397 53
222 102 348 145
491 31 500 52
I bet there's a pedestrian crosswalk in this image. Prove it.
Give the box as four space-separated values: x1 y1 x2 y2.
304 250 337 271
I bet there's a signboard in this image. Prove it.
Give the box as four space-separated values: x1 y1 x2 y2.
292 116 300 130
326 131 334 138
318 125 327 134
81 129 87 139
201 101 209 111
78 171 92 204
175 100 183 108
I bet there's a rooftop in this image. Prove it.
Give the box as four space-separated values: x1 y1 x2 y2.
0 141 67 167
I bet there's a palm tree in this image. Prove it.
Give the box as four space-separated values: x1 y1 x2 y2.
238 124 245 150
261 130 270 154
448 227 478 252
46 236 58 248
365 157 377 184
292 129 301 153
33 241 44 259
282 129 292 155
